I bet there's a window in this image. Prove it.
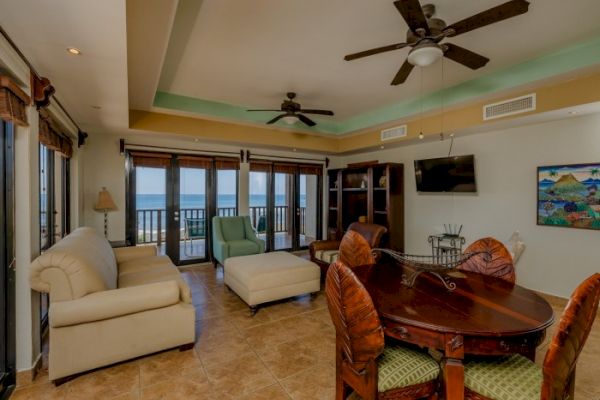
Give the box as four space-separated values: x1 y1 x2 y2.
38 145 71 328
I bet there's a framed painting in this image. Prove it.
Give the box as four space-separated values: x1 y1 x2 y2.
538 163 600 230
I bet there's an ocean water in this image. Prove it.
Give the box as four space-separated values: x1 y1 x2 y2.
136 194 305 210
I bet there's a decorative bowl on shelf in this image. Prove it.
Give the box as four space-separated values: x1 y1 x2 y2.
379 176 387 188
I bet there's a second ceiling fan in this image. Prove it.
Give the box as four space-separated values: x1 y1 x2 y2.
247 92 334 127
345 0 530 85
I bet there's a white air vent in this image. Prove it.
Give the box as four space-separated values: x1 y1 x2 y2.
483 93 536 121
381 125 407 141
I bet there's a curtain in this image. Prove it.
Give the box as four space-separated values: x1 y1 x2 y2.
298 163 323 175
38 109 73 158
0 75 30 126
177 155 213 169
273 162 298 174
214 157 240 170
129 151 172 168
249 161 272 172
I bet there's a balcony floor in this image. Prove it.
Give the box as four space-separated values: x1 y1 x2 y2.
157 232 316 262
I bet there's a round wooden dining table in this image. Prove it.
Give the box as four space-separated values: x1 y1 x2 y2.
353 259 554 400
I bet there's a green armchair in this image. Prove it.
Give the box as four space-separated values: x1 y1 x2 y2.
212 216 266 267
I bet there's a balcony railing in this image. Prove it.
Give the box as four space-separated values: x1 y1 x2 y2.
136 206 305 245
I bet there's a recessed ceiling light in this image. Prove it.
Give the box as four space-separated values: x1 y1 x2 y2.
292 148 297 152
380 145 384 149
67 47 82 55
194 138 199 142
569 111 578 115
418 132 424 140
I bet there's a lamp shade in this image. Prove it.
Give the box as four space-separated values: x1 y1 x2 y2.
94 187 117 211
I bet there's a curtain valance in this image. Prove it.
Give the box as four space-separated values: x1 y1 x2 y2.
130 151 172 168
0 75 31 126
177 155 213 169
39 109 73 158
214 157 240 170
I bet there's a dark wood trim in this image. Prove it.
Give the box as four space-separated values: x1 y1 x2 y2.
0 120 16 399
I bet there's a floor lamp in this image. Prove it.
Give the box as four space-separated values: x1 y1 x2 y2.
94 187 117 238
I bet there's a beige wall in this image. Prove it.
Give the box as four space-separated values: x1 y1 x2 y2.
334 112 600 298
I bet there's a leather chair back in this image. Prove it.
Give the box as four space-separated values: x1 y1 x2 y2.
325 260 384 371
347 222 387 248
542 273 600 399
459 237 516 283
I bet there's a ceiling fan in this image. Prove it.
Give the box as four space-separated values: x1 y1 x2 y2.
344 0 530 85
247 92 334 127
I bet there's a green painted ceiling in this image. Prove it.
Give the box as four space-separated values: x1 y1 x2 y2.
153 36 600 136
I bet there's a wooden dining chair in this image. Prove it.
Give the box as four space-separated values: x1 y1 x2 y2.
463 273 600 400
338 230 376 268
459 237 516 283
325 260 440 400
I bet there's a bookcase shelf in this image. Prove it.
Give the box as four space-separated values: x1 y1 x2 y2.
326 163 404 251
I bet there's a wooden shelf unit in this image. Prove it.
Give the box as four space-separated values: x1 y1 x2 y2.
326 163 404 251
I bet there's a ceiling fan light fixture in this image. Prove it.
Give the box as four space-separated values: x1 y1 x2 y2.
407 43 443 67
282 115 298 125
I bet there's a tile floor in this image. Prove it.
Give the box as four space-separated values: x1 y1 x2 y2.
11 264 600 400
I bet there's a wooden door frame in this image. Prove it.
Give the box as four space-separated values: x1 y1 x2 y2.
0 120 16 399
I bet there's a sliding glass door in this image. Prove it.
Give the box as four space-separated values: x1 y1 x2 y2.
248 161 322 251
127 152 239 265
0 120 15 398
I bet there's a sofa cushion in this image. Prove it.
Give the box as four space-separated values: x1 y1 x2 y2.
228 239 261 257
118 255 174 276
220 217 245 241
118 264 192 304
30 227 117 301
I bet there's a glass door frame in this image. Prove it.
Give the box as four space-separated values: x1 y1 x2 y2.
257 165 323 252
166 159 213 266
126 152 240 266
0 120 16 399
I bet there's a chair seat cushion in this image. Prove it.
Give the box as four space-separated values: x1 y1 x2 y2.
377 345 440 392
228 240 261 257
464 354 542 400
315 249 339 264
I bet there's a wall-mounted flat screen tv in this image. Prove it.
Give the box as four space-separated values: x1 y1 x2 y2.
414 155 477 192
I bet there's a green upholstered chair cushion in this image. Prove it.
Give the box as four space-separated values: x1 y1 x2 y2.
228 239 260 257
464 354 542 400
377 345 440 392
220 217 245 241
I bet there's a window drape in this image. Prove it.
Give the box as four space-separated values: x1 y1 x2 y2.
0 75 30 126
129 151 172 168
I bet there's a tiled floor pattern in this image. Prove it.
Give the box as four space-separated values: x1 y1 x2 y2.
11 264 600 399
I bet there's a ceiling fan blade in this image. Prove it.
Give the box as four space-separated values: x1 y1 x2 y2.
266 114 286 124
301 109 334 116
297 114 317 127
445 0 530 37
391 60 414 85
344 43 408 61
443 43 489 69
247 109 283 112
394 0 430 35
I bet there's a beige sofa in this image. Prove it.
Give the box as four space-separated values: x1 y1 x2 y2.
29 227 195 382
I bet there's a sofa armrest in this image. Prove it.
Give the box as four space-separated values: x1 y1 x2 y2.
113 245 158 264
50 281 180 328
309 240 341 260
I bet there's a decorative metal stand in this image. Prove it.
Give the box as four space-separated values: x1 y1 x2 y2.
428 234 466 264
372 248 484 291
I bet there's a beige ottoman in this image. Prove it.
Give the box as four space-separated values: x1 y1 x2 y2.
224 251 321 314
